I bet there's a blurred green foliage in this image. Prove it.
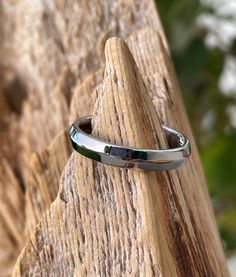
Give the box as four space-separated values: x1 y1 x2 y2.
157 0 236 254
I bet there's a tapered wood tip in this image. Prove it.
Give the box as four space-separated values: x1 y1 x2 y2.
104 37 138 80
92 36 164 149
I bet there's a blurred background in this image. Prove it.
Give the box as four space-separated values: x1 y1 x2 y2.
157 0 236 261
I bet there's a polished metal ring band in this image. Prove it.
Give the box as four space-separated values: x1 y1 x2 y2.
69 116 191 171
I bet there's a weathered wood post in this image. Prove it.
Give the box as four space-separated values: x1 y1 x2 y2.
0 0 229 276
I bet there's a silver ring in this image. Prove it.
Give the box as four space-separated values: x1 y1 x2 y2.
69 116 191 171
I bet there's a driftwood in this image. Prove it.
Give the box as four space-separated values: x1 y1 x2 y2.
0 0 229 276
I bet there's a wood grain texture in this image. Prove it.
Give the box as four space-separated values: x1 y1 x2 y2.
25 129 71 235
19 66 74 182
0 68 26 276
0 1 163 273
0 160 24 276
127 28 229 276
0 0 163 175
69 68 104 121
0 0 229 276
13 35 228 276
24 67 104 235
